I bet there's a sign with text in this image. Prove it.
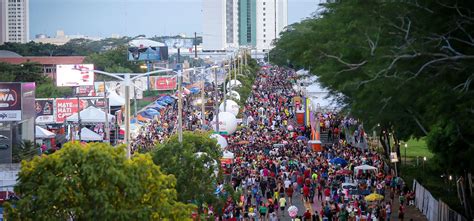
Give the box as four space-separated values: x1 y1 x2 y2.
149 76 177 91
55 98 88 123
0 83 22 121
35 99 54 124
56 64 95 87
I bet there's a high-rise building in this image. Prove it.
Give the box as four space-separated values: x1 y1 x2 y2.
203 0 287 51
0 0 29 44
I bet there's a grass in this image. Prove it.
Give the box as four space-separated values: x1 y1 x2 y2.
397 138 468 217
402 138 434 159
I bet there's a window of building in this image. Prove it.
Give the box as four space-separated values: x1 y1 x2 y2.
263 2 265 5
263 7 265 11
264 29 266 32
264 40 266 43
263 13 266 16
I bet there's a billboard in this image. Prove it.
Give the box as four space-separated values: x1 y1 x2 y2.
56 64 95 87
0 83 22 121
55 98 88 123
35 99 54 124
149 76 177 91
128 46 169 61
164 38 195 49
94 79 146 99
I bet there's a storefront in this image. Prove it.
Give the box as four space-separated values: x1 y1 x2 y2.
0 83 36 164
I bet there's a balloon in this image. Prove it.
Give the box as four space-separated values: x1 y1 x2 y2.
288 205 298 218
226 90 241 101
211 112 238 135
226 80 242 89
219 100 240 116
210 134 228 149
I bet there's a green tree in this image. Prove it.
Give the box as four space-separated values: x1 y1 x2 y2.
5 142 194 221
271 0 473 217
152 131 222 211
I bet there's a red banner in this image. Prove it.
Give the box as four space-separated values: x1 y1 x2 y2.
149 76 177 91
55 98 88 123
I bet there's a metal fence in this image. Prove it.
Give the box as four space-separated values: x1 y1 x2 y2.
413 179 467 221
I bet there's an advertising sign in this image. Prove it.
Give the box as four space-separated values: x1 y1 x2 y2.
35 99 54 124
94 80 145 99
56 64 95 87
164 38 195 49
0 83 22 121
149 76 177 91
55 98 88 123
128 46 169 61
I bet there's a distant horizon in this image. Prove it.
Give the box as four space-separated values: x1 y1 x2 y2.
30 0 319 39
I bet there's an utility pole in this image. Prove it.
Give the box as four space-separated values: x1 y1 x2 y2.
177 69 183 143
194 32 198 61
124 74 131 158
201 69 205 129
75 88 82 141
103 79 110 143
214 68 219 133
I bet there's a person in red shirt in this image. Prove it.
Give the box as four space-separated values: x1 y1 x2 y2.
303 209 312 220
286 185 294 205
303 185 310 202
297 175 304 193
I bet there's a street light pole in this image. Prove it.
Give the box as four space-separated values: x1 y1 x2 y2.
201 69 205 129
404 143 407 166
177 69 183 143
214 67 219 133
124 74 131 158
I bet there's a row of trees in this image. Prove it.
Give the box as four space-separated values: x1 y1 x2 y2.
5 132 232 220
270 0 473 217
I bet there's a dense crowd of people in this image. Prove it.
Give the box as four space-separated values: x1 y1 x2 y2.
210 67 412 221
129 65 414 220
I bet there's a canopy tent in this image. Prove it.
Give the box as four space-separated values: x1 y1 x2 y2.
74 128 103 141
107 90 125 106
66 106 116 123
210 134 228 149
35 126 55 139
222 150 234 159
148 103 165 111
354 165 378 174
296 69 309 76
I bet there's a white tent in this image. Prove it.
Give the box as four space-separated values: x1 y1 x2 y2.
35 126 55 139
296 69 309 76
74 127 103 141
354 165 378 174
210 134 228 149
66 106 115 123
222 150 234 159
108 90 125 106
129 38 165 48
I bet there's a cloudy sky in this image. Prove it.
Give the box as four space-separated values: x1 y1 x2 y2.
30 0 318 38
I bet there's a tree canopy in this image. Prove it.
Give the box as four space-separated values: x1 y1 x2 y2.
5 142 194 221
270 0 473 173
152 131 222 210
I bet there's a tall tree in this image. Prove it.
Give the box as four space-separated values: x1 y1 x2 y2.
271 0 473 217
152 132 222 211
5 142 194 221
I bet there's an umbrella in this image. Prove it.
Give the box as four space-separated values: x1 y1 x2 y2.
365 193 384 201
336 169 352 176
330 157 348 166
287 125 294 131
156 101 168 106
296 135 308 140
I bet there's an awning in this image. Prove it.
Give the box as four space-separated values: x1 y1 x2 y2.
35 126 55 139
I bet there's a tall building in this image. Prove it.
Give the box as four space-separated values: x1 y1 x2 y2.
0 0 29 44
203 0 287 51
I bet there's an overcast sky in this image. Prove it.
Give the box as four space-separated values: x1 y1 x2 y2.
30 0 318 38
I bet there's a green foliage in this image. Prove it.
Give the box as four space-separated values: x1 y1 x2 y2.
12 140 38 163
35 77 73 98
152 131 222 211
0 37 133 56
85 45 141 81
6 142 194 221
271 0 474 174
0 62 46 83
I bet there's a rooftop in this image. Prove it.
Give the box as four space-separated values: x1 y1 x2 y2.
0 56 86 65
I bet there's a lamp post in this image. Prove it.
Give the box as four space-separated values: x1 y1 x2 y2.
423 156 427 172
404 143 408 166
